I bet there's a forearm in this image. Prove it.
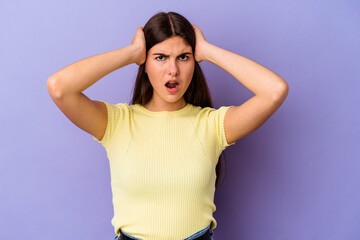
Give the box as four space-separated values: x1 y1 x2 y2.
204 43 288 99
48 45 139 97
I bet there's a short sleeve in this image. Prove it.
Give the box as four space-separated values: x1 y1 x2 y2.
210 106 236 152
92 101 129 148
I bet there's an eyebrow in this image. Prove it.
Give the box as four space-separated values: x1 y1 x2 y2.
152 52 192 57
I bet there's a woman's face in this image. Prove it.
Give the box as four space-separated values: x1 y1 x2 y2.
145 36 195 107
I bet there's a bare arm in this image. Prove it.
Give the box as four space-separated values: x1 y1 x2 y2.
48 44 141 96
46 27 146 142
47 27 146 96
192 25 288 100
192 24 289 144
205 44 287 98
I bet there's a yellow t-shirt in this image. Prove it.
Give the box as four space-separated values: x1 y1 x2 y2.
93 101 236 240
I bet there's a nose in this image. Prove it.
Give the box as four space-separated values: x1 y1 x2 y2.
168 58 179 76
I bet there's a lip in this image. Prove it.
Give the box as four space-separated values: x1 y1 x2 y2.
165 79 179 85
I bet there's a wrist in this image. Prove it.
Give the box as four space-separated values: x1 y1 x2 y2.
127 45 140 64
202 43 218 63
201 42 214 62
129 44 146 65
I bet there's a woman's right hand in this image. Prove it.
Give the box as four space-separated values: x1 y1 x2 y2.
131 27 146 65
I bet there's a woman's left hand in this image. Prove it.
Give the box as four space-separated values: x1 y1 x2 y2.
192 24 210 63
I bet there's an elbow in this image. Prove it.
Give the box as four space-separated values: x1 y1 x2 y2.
47 76 63 99
273 81 289 102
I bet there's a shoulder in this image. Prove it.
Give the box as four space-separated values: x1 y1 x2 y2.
190 104 230 118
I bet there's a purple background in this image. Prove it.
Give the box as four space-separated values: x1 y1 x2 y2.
1 0 359 239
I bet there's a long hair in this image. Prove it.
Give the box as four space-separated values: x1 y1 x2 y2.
130 11 228 189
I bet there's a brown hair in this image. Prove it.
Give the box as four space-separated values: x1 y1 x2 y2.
130 11 228 189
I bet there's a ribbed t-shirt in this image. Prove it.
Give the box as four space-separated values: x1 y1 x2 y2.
93 101 236 240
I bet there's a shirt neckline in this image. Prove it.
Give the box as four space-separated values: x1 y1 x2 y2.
134 103 192 117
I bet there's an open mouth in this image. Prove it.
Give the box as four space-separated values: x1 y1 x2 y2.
165 82 179 89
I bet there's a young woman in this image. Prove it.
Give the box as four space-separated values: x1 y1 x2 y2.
47 11 288 240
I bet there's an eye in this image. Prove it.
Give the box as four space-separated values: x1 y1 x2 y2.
155 55 166 61
179 55 189 61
